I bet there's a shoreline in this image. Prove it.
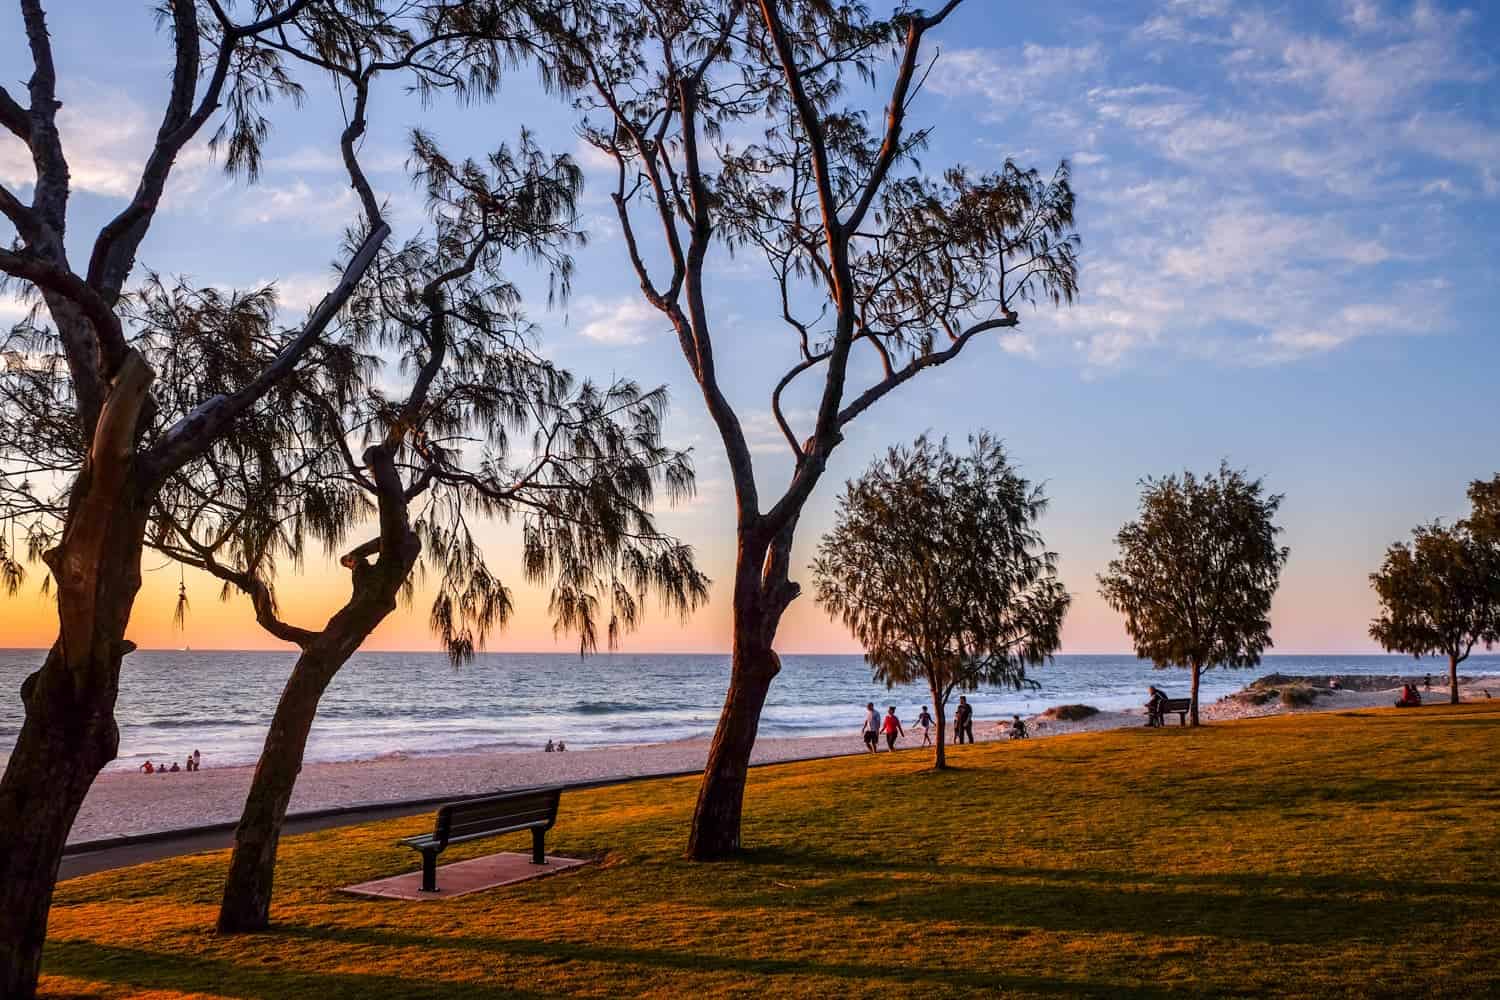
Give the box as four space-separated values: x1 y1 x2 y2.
61 673 1500 845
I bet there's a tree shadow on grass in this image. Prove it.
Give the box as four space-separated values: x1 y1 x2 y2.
273 923 1170 998
41 939 557 1000
726 846 1487 944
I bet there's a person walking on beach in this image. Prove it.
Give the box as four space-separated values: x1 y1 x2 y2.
953 696 974 745
881 706 905 751
916 707 933 746
861 702 880 752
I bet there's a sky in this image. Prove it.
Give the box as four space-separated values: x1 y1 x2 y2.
1 0 1498 655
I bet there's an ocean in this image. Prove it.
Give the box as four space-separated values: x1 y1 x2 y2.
1 649 1492 771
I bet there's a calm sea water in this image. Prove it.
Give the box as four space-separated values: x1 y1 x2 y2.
0 649 1492 771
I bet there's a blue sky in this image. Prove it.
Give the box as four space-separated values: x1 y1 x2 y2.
2 0 1498 654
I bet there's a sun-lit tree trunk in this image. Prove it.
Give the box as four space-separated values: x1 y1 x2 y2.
931 688 949 770
687 530 791 859
1190 660 1203 727
0 356 152 996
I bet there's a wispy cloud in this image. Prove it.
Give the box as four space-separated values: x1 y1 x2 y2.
569 296 663 346
932 0 1488 370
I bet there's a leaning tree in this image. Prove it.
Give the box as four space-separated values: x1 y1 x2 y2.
147 128 705 932
1369 481 1500 705
0 1 538 991
1097 463 1289 726
813 433 1069 769
534 0 1079 857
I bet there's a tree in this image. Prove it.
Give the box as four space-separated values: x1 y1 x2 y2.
812 434 1068 769
0 3 399 992
0 1 549 989
146 129 705 932
535 0 1079 858
1369 483 1500 705
1097 464 1288 726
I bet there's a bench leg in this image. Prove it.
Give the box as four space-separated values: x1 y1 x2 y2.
532 828 547 865
421 849 439 892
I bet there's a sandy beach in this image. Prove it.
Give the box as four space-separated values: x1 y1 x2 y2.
62 674 1499 845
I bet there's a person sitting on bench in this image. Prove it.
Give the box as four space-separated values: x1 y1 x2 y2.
1145 686 1167 727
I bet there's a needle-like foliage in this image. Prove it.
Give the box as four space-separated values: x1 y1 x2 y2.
813 434 1069 768
1098 463 1289 726
1370 478 1500 705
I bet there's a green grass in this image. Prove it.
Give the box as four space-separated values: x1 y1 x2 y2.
42 703 1500 998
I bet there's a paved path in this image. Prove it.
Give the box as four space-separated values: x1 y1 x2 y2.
59 799 447 881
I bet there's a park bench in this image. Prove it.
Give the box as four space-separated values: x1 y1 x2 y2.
400 786 562 892
1151 697 1192 727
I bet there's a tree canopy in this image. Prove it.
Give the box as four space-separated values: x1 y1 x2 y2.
813 433 1068 767
1097 463 1288 725
1370 480 1500 704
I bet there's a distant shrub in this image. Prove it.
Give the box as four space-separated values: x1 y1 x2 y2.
1279 685 1328 708
1246 688 1281 706
1042 704 1100 721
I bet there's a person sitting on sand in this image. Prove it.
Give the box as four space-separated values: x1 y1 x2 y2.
140 760 154 774
881 706 904 751
556 740 567 752
915 707 933 746
861 702 880 752
169 761 180 773
544 740 555 752
1396 684 1422 708
1010 714 1029 740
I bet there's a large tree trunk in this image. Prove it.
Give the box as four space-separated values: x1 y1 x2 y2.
218 569 411 933
685 635 780 860
1189 662 1203 727
0 644 129 996
686 517 799 860
931 689 948 770
216 650 340 933
0 357 152 1000
1449 653 1460 705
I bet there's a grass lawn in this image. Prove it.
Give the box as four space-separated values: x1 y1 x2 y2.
42 703 1500 998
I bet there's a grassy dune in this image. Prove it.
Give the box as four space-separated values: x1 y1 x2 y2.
43 703 1500 998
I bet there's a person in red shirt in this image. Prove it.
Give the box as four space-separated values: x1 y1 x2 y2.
139 760 154 774
880 706 904 751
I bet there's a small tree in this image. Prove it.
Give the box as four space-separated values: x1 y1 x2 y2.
1370 485 1500 704
813 434 1068 769
1098 463 1288 726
